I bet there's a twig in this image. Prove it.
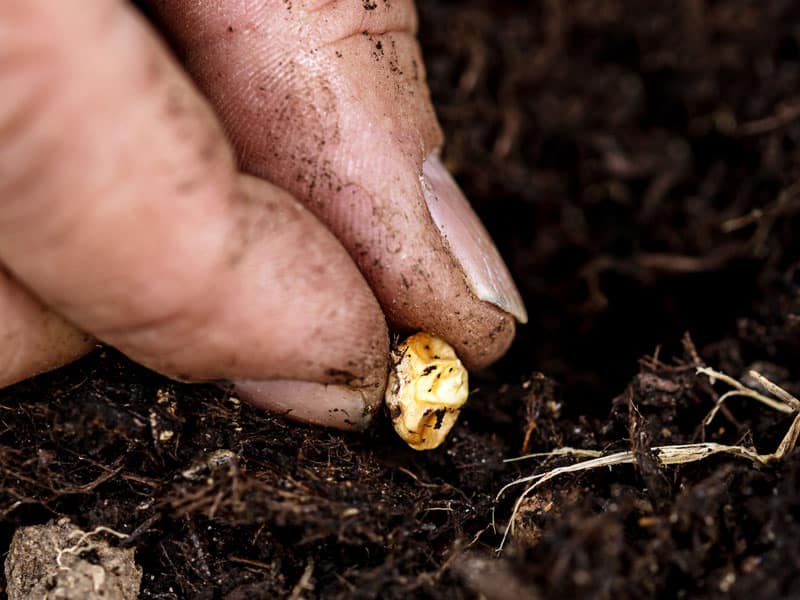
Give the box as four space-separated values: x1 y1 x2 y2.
288 561 315 600
748 370 800 411
229 555 274 571
737 101 800 136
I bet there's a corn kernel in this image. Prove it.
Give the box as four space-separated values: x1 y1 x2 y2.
385 333 469 450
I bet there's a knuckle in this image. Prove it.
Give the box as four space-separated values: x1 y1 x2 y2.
308 0 418 46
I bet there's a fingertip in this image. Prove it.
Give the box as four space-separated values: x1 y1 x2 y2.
452 304 516 371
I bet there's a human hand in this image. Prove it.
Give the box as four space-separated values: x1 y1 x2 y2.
0 1 526 430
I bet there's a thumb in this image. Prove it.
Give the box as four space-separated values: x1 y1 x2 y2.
146 0 528 369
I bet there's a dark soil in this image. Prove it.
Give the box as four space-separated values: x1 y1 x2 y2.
3 1 800 598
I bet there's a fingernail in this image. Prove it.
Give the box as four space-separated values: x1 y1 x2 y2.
232 379 379 431
421 154 528 324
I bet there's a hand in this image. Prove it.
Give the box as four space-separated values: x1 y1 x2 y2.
0 1 526 430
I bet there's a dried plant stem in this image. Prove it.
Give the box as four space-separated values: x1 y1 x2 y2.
699 367 796 425
495 369 800 552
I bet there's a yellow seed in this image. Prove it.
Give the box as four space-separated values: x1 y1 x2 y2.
385 333 469 450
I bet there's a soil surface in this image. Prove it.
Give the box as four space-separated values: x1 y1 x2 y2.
3 1 800 598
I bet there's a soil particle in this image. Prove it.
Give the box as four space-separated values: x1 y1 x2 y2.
5 519 141 600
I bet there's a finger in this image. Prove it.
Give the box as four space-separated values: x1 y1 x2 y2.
0 0 388 428
0 268 94 388
145 0 527 370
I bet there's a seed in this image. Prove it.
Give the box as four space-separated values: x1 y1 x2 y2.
385 332 469 450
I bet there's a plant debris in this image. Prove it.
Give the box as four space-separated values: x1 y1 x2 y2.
495 368 800 551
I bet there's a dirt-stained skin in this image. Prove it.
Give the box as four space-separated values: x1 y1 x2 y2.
0 0 522 429
150 0 519 369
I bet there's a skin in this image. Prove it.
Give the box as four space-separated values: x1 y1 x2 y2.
0 0 525 430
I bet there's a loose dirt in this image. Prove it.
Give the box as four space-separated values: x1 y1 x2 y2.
2 1 799 598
